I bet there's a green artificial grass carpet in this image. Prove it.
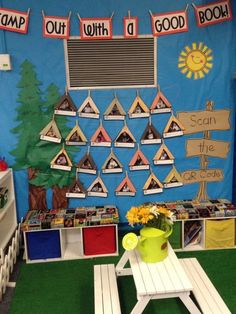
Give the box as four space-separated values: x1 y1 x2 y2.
9 246 236 314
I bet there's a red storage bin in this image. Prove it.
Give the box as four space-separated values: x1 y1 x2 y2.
82 225 117 256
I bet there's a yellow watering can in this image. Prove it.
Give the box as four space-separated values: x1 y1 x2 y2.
122 225 173 263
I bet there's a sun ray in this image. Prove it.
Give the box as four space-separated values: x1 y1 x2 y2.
192 43 197 50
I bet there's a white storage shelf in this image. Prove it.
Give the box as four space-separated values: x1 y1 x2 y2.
24 224 119 263
0 169 17 251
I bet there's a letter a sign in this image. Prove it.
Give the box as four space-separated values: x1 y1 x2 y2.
0 7 29 33
123 16 138 38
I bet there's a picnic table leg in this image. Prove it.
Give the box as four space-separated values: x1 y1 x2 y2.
179 293 202 314
116 251 132 276
130 296 151 314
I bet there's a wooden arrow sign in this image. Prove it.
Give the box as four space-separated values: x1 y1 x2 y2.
186 139 229 158
182 168 223 185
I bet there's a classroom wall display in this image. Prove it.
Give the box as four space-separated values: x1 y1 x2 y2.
1 1 236 224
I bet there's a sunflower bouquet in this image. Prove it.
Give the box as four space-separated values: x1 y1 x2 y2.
126 203 174 231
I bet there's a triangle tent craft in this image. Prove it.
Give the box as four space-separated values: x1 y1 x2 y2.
66 178 86 198
114 123 136 148
76 150 97 174
141 120 162 145
54 91 77 116
50 146 72 171
115 172 136 196
40 117 62 143
91 122 112 147
128 93 150 118
129 146 150 170
150 89 172 114
163 115 185 138
143 172 163 195
78 92 100 119
163 166 183 188
102 150 123 174
103 95 126 120
65 120 87 146
153 143 174 165
87 175 108 197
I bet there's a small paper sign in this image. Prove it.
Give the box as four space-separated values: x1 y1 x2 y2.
123 16 138 38
194 1 232 28
186 139 230 158
182 168 224 184
0 8 30 33
43 15 70 39
151 10 188 36
80 17 112 39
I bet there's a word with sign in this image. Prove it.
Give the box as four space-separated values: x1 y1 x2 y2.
182 168 223 185
194 1 232 27
80 18 112 39
123 16 138 38
0 8 29 33
43 15 70 39
151 10 188 36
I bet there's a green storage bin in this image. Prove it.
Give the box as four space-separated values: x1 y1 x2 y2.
169 221 182 249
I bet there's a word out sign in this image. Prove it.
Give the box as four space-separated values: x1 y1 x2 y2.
123 17 138 38
151 10 188 36
80 18 112 39
43 15 70 39
0 8 29 33
194 1 232 27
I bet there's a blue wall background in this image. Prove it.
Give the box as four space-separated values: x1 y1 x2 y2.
0 0 236 223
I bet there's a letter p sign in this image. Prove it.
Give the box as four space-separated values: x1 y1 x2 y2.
123 16 138 38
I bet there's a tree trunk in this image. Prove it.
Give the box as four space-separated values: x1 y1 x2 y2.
28 168 47 210
52 185 68 209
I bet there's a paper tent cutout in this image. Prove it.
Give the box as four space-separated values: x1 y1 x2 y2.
102 150 123 173
77 152 97 174
129 147 150 170
116 173 136 196
91 124 112 147
40 118 62 143
87 175 108 197
54 92 77 116
104 96 126 120
163 115 185 138
115 125 136 148
141 122 162 144
153 143 174 165
78 94 100 119
50 147 72 171
143 172 163 195
66 178 86 198
150 90 172 114
163 166 183 188
65 121 87 145
129 95 150 118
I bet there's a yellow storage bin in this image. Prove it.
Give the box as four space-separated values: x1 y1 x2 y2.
205 219 235 249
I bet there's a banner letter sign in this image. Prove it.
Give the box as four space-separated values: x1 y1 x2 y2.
43 15 70 39
123 16 138 38
0 7 29 33
151 10 188 36
80 18 112 39
194 1 232 27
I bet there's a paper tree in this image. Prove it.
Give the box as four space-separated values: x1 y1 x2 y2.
150 90 172 114
77 150 97 174
163 115 185 138
153 143 174 165
143 172 163 195
40 117 62 143
65 120 87 146
129 146 150 170
102 150 123 173
54 92 77 116
114 123 136 148
163 166 183 188
50 147 72 171
91 122 112 147
129 94 150 118
87 175 108 197
141 121 162 144
104 95 126 120
115 173 136 196
78 92 100 119
66 178 86 198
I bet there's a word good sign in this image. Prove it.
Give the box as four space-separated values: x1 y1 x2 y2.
0 8 29 33
80 18 112 39
182 168 223 184
151 10 188 36
194 1 232 27
43 15 70 39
